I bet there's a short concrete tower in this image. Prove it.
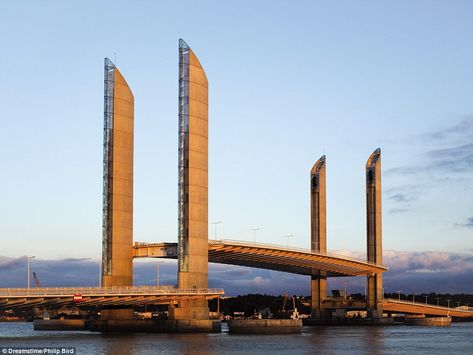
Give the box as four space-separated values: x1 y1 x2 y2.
366 148 383 318
171 39 209 320
310 155 329 318
101 58 134 288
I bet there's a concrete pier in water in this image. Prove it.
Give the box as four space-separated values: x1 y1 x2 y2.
34 319 221 333
227 319 302 334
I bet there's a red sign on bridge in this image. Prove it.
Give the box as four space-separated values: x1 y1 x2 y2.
73 294 83 302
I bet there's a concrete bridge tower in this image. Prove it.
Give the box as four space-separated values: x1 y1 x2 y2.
100 58 134 321
366 148 383 318
310 155 329 318
171 39 209 320
101 58 134 288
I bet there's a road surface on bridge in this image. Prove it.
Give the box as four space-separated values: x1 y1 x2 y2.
133 239 388 277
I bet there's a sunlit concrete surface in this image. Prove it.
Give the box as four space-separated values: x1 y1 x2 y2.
366 148 383 318
310 156 328 317
174 39 209 320
133 240 388 276
101 58 134 288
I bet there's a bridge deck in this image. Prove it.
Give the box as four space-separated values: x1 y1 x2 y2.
133 239 387 277
319 298 473 318
381 298 473 318
0 286 224 309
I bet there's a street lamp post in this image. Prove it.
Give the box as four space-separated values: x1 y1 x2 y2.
398 290 402 301
412 293 415 302
211 221 222 241
157 262 164 286
282 234 294 247
249 228 260 244
447 299 451 309
99 260 101 287
27 256 35 290
436 297 440 306
424 296 428 305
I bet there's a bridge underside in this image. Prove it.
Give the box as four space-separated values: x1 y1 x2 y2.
133 240 387 277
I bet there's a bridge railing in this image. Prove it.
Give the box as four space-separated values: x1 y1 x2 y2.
384 298 473 314
133 242 176 248
0 286 225 297
210 239 385 268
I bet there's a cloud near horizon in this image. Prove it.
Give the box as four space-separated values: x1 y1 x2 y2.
1 249 473 295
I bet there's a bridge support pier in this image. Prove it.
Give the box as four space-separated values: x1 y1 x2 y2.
366 149 383 319
100 308 134 321
168 300 209 320
311 274 330 318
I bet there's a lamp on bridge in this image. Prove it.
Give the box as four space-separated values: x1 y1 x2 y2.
211 221 222 240
249 228 260 244
26 256 35 290
156 261 164 286
282 234 294 247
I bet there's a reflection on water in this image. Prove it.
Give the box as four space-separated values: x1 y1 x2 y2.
0 322 472 354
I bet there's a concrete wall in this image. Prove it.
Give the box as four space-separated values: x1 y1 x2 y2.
89 319 221 333
405 316 452 326
228 319 302 334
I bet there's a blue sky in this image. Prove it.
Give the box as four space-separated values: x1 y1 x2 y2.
0 0 472 261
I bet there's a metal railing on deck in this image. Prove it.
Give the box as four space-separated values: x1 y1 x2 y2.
0 286 224 297
384 298 473 314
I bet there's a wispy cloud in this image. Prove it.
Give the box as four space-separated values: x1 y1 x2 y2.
387 119 473 177
385 117 473 215
0 256 26 270
426 143 473 173
456 216 473 229
385 184 423 214
422 116 473 141
466 217 473 228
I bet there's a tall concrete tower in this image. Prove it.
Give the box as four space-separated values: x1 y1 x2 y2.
101 58 134 288
310 155 328 318
173 39 209 320
366 148 383 318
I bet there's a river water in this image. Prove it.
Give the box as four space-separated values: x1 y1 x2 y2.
0 322 472 354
